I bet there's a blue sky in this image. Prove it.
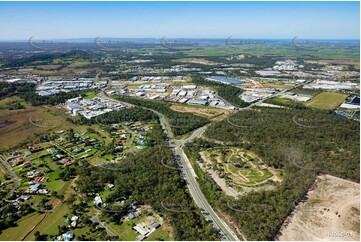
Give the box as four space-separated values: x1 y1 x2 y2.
0 1 359 40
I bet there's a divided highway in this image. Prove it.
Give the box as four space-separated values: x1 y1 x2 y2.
101 81 302 240
102 90 240 241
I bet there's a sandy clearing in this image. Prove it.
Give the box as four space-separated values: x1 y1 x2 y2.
170 105 229 120
277 174 360 241
199 148 281 197
174 58 219 66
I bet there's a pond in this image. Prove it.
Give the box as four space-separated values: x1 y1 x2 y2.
0 123 8 128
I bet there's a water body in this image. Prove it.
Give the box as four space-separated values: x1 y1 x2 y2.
209 76 245 85
335 113 348 119
0 123 8 128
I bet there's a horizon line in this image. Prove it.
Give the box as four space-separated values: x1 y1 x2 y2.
0 37 360 42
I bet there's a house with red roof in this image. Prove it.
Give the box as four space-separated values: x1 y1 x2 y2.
33 176 42 183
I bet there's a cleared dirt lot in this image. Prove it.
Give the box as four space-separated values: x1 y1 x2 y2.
170 105 230 121
174 58 218 66
278 174 360 241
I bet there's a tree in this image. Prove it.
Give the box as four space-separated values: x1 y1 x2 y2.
66 194 76 207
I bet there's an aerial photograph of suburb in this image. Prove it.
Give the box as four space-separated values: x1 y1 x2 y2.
0 0 359 241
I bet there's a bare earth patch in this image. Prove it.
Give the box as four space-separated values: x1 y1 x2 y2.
174 58 218 66
278 174 360 241
170 105 229 121
198 147 281 197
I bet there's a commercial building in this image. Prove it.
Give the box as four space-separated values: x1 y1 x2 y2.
187 99 209 106
207 76 245 85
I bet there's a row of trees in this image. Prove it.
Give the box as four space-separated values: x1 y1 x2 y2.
67 107 157 126
115 96 210 136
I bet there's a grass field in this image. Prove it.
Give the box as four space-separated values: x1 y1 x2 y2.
306 92 347 110
25 203 70 240
68 60 91 68
37 65 62 70
0 97 112 152
145 226 172 241
82 91 98 99
0 212 45 241
0 101 77 152
0 163 7 181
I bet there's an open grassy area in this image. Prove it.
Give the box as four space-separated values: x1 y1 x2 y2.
306 92 347 110
145 226 172 241
82 91 98 99
18 68 59 76
37 65 62 70
0 101 77 152
68 60 91 68
0 212 45 241
0 163 7 180
25 203 70 240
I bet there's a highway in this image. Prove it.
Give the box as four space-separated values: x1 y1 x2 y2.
174 128 242 241
99 80 302 240
102 87 240 241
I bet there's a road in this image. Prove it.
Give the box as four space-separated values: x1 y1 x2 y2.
101 88 240 241
174 127 242 241
0 157 20 212
99 81 302 240
153 115 240 241
90 215 117 237
170 86 299 240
